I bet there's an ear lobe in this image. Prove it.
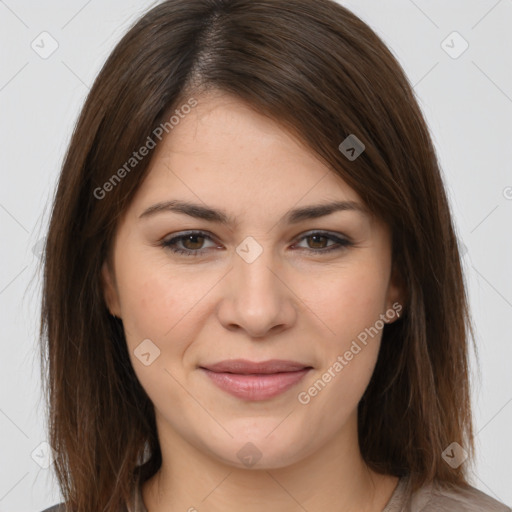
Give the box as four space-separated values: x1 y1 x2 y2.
101 260 121 317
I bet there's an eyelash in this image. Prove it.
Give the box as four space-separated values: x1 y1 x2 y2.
160 230 353 257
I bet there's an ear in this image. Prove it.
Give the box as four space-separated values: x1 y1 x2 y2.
101 260 122 318
385 261 406 323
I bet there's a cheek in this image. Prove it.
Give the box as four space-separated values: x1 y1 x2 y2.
115 258 207 399
114 249 228 386
295 260 388 407
296 266 385 424
114 245 207 337
300 260 390 343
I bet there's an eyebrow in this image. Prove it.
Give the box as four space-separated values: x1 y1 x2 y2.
138 199 368 225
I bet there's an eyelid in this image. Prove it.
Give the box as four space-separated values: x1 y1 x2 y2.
160 229 353 257
161 229 221 246
291 230 352 252
295 229 351 242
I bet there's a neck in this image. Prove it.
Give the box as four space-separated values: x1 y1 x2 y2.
142 411 399 512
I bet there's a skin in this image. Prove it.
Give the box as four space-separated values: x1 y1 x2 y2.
102 90 405 512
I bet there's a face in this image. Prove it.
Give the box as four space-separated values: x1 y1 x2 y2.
102 91 403 470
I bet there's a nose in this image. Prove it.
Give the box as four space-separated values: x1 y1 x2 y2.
216 240 297 338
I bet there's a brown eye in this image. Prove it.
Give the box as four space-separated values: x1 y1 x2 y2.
161 230 352 257
161 231 217 257
305 234 330 249
294 231 352 254
180 234 206 250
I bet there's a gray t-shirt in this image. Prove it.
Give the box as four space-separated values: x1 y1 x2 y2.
41 474 511 511
382 475 511 511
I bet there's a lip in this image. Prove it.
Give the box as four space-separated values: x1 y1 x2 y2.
199 359 313 401
202 359 310 374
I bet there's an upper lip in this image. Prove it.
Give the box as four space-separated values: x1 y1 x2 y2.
200 359 312 374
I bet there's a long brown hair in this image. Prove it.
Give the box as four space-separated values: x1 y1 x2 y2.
40 0 476 510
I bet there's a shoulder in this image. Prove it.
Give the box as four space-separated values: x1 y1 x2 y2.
40 503 66 512
410 480 511 512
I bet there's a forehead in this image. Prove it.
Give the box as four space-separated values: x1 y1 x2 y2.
133 92 364 213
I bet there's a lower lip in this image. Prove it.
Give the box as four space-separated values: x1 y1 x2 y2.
200 368 311 401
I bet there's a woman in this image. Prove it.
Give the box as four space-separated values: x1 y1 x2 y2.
39 0 510 511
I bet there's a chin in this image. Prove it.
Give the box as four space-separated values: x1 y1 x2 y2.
199 423 316 470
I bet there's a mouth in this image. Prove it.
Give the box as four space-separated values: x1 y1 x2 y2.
199 359 313 401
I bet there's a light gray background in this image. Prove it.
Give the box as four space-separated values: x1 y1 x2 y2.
0 1 511 510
